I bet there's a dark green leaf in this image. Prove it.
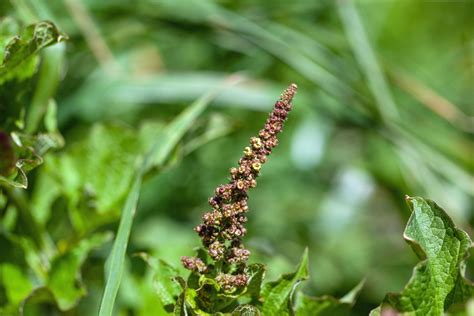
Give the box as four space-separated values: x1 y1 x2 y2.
261 248 309 315
372 196 474 315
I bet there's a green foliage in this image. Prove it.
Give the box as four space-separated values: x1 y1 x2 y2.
295 280 364 316
31 123 141 230
372 197 474 315
148 247 364 315
145 195 473 315
0 232 111 314
0 20 65 84
1 1 472 316
0 19 65 188
99 91 215 316
261 248 309 315
45 232 112 310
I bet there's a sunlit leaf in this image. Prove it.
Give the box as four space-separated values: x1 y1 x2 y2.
138 253 181 311
261 248 309 315
371 197 474 315
0 20 66 84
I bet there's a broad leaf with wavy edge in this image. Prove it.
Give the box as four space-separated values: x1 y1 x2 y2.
371 196 474 315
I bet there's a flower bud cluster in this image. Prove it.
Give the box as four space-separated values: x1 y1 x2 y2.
181 84 297 291
181 256 208 273
216 273 249 292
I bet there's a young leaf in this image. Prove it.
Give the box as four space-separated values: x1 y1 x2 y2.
246 263 266 303
138 253 182 311
295 280 364 316
153 260 182 309
261 248 309 315
372 196 474 315
173 276 188 316
0 21 66 84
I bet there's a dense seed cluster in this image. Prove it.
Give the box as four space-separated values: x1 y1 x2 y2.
181 84 297 291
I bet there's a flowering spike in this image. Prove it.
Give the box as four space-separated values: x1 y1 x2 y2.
182 83 297 291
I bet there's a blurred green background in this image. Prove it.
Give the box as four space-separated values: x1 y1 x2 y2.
1 0 473 315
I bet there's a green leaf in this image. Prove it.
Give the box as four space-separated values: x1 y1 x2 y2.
31 123 140 230
296 296 350 316
261 248 309 315
245 264 266 303
12 233 111 314
138 253 182 310
0 264 33 306
0 19 66 188
295 280 364 316
194 277 240 313
153 260 182 308
47 232 112 310
373 196 474 315
25 42 66 133
0 20 66 84
0 129 64 189
20 287 57 316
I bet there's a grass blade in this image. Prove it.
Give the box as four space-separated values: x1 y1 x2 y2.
98 172 142 316
98 78 241 316
337 0 399 121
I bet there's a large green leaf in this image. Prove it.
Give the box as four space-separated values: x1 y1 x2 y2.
30 123 142 231
261 248 309 315
372 196 474 315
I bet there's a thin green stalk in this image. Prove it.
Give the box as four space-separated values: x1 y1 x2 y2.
26 44 66 133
